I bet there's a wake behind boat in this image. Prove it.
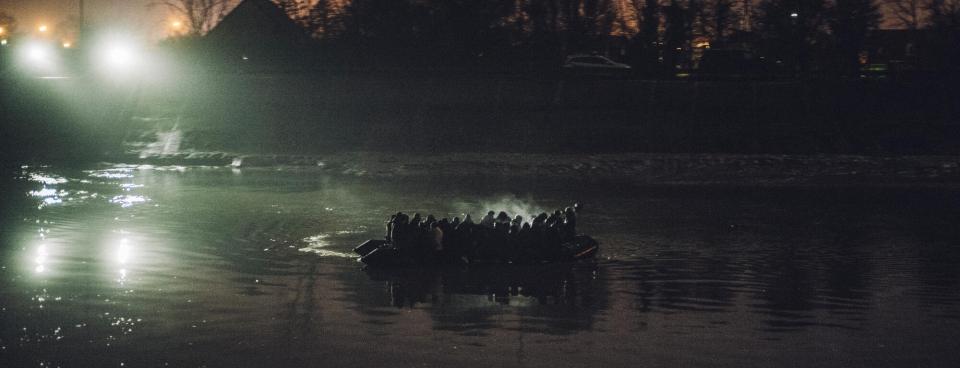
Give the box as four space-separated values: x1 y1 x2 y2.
356 204 598 267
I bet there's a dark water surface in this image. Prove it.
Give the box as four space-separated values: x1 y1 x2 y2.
1 164 959 367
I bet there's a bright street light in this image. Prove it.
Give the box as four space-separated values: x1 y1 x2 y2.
17 40 58 75
91 34 146 80
27 43 50 62
790 12 799 18
105 44 135 68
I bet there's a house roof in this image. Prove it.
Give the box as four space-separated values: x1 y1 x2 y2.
205 0 311 52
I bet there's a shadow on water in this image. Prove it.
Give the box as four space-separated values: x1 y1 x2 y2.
361 262 607 335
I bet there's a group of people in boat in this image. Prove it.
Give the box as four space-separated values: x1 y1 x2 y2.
383 203 581 263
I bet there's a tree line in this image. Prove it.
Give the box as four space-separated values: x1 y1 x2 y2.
164 0 960 75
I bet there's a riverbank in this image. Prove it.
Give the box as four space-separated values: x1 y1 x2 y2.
2 73 958 166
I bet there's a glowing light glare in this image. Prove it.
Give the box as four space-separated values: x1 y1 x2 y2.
62 42 71 48
790 12 799 18
171 20 183 29
38 24 48 33
27 43 50 62
34 244 48 274
0 26 5 34
113 236 135 282
1 39 7 46
105 44 135 68
117 238 131 264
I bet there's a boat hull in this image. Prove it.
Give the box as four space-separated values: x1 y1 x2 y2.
358 235 599 267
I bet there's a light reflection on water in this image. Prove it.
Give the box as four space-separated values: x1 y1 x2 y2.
108 195 150 208
0 164 959 367
298 234 357 258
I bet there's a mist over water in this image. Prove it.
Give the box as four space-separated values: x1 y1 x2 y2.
477 194 552 220
1 163 959 367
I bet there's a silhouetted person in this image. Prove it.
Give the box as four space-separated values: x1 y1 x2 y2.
531 213 548 259
457 214 477 261
546 211 559 228
563 206 577 241
480 211 495 228
393 213 410 250
516 222 534 263
410 213 422 229
496 211 511 226
385 214 397 242
432 222 444 251
405 213 422 254
510 215 523 235
443 217 462 261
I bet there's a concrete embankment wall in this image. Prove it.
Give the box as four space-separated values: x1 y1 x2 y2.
2 73 958 163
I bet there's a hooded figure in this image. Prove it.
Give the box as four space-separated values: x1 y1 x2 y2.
480 211 496 228
495 212 511 234
517 222 534 262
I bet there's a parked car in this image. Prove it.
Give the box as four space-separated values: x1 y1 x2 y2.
859 63 889 80
561 54 631 77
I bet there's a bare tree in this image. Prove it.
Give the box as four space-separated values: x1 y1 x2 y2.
741 0 753 31
884 0 928 29
830 0 882 74
155 0 233 35
275 0 308 24
300 0 350 38
706 0 737 43
0 11 17 34
927 0 960 27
